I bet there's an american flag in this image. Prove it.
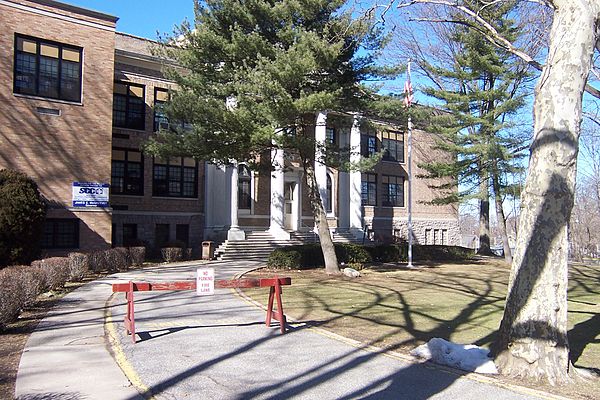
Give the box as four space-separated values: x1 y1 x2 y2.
403 75 413 108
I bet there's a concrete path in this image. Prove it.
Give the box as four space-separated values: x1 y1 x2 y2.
16 260 561 400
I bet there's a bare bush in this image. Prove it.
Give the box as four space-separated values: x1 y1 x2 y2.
104 248 130 272
128 246 146 266
68 252 89 280
88 251 107 273
161 247 183 263
19 265 47 306
33 257 70 290
0 267 27 329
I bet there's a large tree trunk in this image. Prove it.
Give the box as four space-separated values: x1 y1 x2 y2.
492 1 598 383
478 170 493 255
492 170 512 264
304 161 340 275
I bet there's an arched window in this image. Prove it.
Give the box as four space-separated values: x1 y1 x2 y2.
238 165 252 209
326 174 333 213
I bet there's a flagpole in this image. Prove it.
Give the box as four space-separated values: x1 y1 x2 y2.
407 61 414 268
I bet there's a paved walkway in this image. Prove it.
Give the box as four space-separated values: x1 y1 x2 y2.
16 260 562 400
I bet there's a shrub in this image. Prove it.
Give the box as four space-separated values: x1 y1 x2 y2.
106 247 131 271
335 243 372 264
268 243 372 270
267 248 302 269
366 244 406 263
0 267 26 329
128 246 146 266
0 169 47 267
413 245 475 262
68 252 89 280
295 244 324 268
88 251 107 273
33 257 70 290
19 265 47 306
161 247 183 263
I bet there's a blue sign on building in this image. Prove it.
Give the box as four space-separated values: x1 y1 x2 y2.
72 182 110 207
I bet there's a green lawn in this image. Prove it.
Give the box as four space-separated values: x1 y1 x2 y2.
243 259 600 399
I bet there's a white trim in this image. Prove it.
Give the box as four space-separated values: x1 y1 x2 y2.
326 170 335 218
14 93 82 106
112 210 203 216
116 70 175 84
250 169 256 215
239 214 271 219
368 216 458 222
0 0 116 32
67 207 111 213
151 196 200 201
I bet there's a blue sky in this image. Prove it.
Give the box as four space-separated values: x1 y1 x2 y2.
64 0 193 39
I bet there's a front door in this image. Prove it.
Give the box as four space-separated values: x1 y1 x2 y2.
284 182 295 230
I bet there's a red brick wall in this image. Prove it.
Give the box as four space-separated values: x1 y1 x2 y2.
0 0 116 253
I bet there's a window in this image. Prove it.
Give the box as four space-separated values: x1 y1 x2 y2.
361 173 377 206
41 219 79 249
111 149 143 195
238 164 252 210
154 87 169 131
113 82 145 130
155 224 169 248
326 127 335 144
361 134 377 157
326 174 333 213
14 34 82 102
176 224 189 247
381 131 404 162
382 175 405 207
153 157 198 198
123 224 138 246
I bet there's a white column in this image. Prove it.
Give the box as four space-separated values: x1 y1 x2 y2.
350 114 363 237
204 162 214 229
315 111 328 208
269 131 289 239
227 162 245 240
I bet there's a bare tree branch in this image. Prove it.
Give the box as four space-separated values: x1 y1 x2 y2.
395 0 600 100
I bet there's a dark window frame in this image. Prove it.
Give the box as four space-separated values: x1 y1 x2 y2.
238 164 252 210
152 157 198 198
361 173 377 206
382 175 405 207
154 223 170 248
325 127 336 145
361 134 377 158
113 81 146 130
41 218 79 249
326 174 333 213
381 131 405 163
13 34 83 102
122 223 138 246
176 224 190 247
111 148 144 196
153 87 170 132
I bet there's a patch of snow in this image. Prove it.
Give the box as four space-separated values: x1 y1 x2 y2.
410 338 498 374
342 267 360 278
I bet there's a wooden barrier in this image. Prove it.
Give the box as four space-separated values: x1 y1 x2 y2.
112 277 291 343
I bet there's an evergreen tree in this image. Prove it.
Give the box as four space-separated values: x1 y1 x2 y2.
146 0 390 274
402 2 529 261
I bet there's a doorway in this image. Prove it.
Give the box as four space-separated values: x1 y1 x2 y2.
284 181 296 230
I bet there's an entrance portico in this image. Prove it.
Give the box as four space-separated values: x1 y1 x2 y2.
205 111 364 241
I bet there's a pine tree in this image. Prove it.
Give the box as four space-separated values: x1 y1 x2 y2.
146 0 390 274
408 1 529 261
